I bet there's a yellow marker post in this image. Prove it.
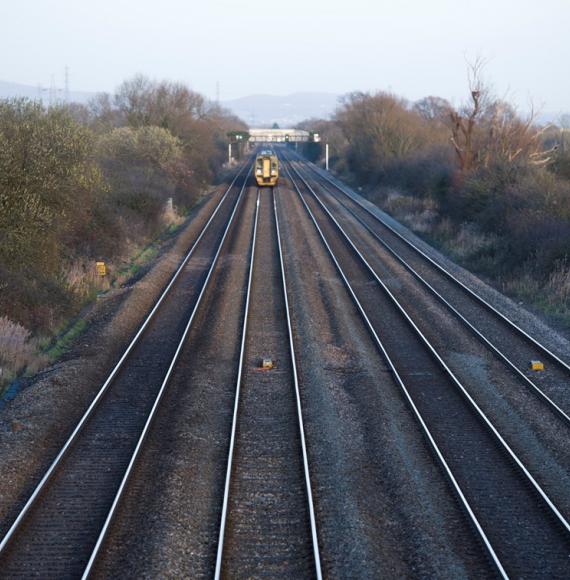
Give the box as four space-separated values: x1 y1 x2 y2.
96 261 107 277
530 360 544 371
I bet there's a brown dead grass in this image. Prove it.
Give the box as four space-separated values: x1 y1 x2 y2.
64 261 109 299
376 186 570 328
0 317 47 382
161 200 184 227
547 263 570 305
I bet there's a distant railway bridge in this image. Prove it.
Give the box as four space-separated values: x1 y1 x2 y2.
247 128 320 142
227 128 320 162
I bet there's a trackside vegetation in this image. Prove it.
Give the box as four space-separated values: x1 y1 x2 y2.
301 66 570 331
0 75 246 387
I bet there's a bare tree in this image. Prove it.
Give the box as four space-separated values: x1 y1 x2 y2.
484 101 557 167
114 74 154 127
449 59 556 171
414 96 452 123
448 58 488 172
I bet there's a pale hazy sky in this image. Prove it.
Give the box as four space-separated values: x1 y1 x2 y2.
1 0 569 111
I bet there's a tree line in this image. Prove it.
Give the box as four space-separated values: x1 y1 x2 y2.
300 65 570 325
0 75 246 337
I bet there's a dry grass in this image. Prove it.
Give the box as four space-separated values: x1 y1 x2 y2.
448 223 498 261
64 204 183 303
383 191 439 234
546 263 570 305
65 260 109 299
503 263 570 311
498 264 570 328
378 187 569 328
380 190 499 265
0 316 46 384
161 199 184 227
501 273 541 301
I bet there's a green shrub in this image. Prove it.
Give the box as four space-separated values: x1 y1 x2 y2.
0 100 104 330
97 126 183 228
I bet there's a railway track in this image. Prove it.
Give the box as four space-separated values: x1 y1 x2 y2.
214 187 322 578
287 153 570 508
2 145 568 577
0 164 251 578
87 177 266 576
287 154 570 509
291 153 570 420
281 154 570 578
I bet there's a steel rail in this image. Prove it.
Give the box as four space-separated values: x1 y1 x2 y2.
83 167 253 578
280 159 509 579
214 189 261 580
297 154 570 374
274 187 323 580
285 158 570 535
214 187 323 579
0 163 249 558
291 159 570 426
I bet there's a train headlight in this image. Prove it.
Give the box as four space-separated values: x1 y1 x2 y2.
256 169 262 175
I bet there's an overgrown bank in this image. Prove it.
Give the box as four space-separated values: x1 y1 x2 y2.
0 75 246 387
300 69 570 332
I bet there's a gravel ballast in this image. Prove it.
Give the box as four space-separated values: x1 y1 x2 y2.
90 186 259 578
304 170 570 515
277 180 493 577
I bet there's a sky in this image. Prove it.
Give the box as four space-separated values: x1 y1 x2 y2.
1 0 569 112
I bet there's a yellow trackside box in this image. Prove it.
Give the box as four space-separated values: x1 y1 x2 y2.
530 360 544 371
96 261 107 277
261 358 274 370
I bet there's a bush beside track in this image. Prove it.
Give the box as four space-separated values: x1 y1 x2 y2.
0 77 247 387
297 85 570 334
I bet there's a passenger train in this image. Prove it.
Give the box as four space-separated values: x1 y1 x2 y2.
255 150 279 187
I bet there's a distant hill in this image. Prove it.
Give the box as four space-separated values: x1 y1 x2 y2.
0 82 340 126
222 92 340 127
0 80 96 105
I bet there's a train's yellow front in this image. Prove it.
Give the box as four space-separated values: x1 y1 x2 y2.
255 151 279 187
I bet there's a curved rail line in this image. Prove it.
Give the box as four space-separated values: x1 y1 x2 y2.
282 155 570 578
287 155 570 426
214 187 322 579
298 153 570 376
0 163 252 577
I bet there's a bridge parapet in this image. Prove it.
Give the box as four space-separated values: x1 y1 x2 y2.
248 129 320 143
